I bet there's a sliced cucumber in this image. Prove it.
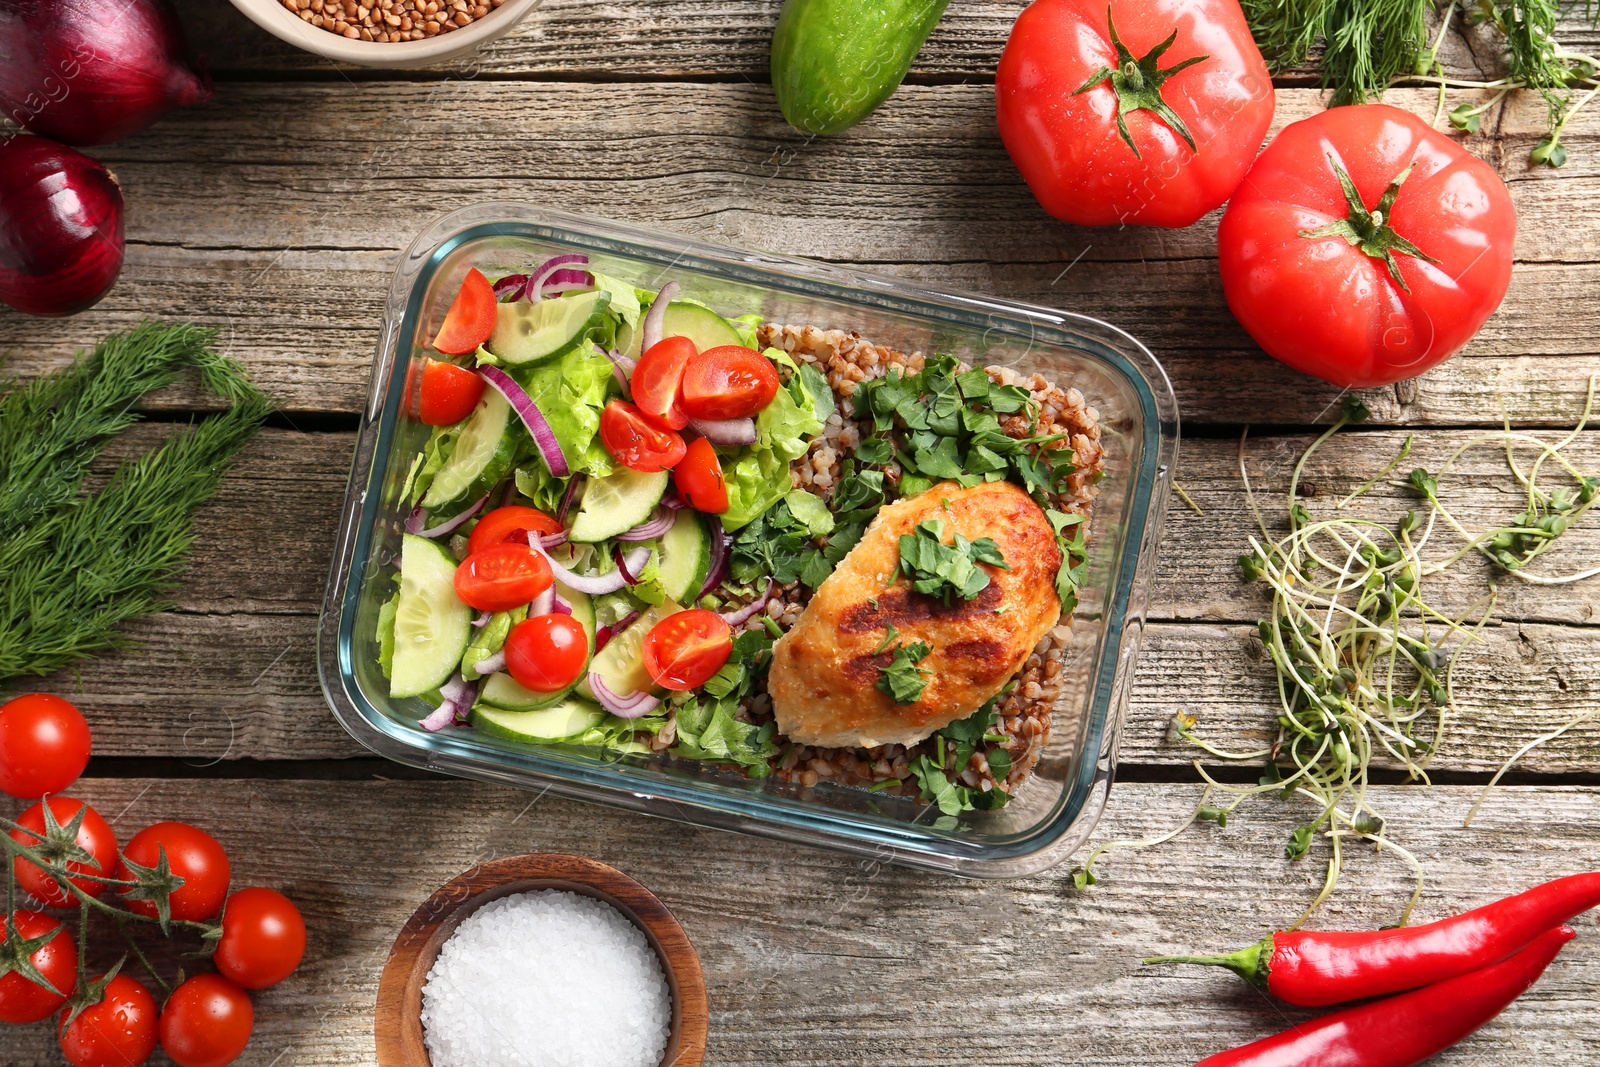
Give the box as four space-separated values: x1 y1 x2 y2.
620 301 746 362
487 290 611 365
390 535 473 699
472 696 605 744
568 466 669 543
657 510 710 603
477 585 596 711
578 599 682 702
420 389 518 512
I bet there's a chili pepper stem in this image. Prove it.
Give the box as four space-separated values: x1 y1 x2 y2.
1141 935 1273 991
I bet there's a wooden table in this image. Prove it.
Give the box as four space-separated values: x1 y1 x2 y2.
3 4 1598 1063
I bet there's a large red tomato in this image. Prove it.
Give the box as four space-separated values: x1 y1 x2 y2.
996 0 1273 227
1218 104 1516 388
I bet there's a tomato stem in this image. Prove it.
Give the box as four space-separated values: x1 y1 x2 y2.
1072 6 1209 158
1297 155 1441 291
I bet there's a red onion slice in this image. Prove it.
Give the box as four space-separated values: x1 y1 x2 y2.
640 281 680 353
419 673 474 732
418 494 489 539
588 672 661 719
552 594 574 616
405 506 427 535
538 271 594 299
493 273 529 302
660 488 686 511
594 608 639 653
556 474 584 525
697 518 731 600
617 507 674 542
721 578 776 627
480 366 570 478
527 254 589 303
529 533 629 595
472 611 493 629
529 587 555 617
613 544 654 584
688 417 757 448
473 652 507 676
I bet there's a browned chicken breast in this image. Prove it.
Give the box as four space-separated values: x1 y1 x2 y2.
768 480 1063 748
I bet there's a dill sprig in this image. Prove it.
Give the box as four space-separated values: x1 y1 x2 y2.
0 325 271 682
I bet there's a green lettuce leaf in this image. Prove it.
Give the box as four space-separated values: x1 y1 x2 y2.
511 342 618 478
590 273 642 329
672 696 776 775
409 422 463 506
376 590 399 679
719 361 827 531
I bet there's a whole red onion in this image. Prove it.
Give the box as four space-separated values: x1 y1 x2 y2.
0 134 125 317
0 0 212 147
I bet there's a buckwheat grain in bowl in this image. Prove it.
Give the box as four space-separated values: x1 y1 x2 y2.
281 0 510 42
228 0 540 66
379 260 1103 821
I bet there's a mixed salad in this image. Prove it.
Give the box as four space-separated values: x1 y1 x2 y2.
378 255 1095 814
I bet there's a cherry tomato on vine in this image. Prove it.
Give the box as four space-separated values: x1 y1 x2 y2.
1218 103 1516 388
213 888 306 990
673 437 729 514
158 974 252 1067
642 609 733 692
0 692 91 799
118 822 230 923
11 797 117 907
995 0 1273 228
0 910 75 1024
599 400 687 473
631 335 696 430
431 267 496 356
679 346 780 420
454 543 553 612
466 505 563 557
504 614 590 694
58 973 159 1067
414 360 484 426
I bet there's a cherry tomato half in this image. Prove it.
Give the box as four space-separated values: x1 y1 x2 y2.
11 797 117 907
415 360 485 426
431 267 497 356
0 910 75 1025
58 973 159 1067
118 822 230 923
642 609 733 692
213 888 306 990
504 614 590 694
0 693 91 799
467 505 563 558
631 335 696 430
599 400 687 473
673 437 729 514
158 974 252 1067
453 543 553 612
679 346 780 420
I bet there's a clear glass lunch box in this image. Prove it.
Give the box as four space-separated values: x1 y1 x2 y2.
318 203 1178 878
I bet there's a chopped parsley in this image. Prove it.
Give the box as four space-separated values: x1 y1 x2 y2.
895 518 1009 604
874 638 933 704
673 627 778 775
1045 509 1089 613
906 698 1014 815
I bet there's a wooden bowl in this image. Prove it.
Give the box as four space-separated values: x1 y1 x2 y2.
375 853 707 1067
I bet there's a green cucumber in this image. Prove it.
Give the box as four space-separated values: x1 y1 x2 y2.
578 599 682 702
486 290 611 365
568 466 669 543
621 301 746 361
771 0 949 135
389 535 474 699
657 510 710 603
472 696 605 744
420 389 518 512
477 585 596 711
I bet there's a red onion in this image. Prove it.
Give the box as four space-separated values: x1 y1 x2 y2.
696 518 731 600
479 365 570 477
472 611 492 629
688 417 758 448
0 134 123 316
472 651 506 676
527 254 588 303
492 273 528 302
528 533 630 596
617 507 674 542
588 672 660 719
552 595 573 617
0 0 213 147
604 349 634 393
612 544 654 585
640 281 679 353
556 474 584 525
594 609 640 653
529 587 554 617
721 578 776 627
405 506 427 535
538 270 593 298
419 673 474 731
418 494 488 539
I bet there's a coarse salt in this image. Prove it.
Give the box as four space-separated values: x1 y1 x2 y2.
420 889 672 1067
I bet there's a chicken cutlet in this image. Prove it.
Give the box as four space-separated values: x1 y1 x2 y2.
768 479 1063 749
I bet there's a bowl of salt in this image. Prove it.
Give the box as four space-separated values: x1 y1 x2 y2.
376 853 707 1067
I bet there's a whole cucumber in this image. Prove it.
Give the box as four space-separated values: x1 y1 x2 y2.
771 0 950 135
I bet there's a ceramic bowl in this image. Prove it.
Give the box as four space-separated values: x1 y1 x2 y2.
226 0 542 68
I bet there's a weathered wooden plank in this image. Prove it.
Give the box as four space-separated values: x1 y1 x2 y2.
174 0 1600 85
1 777 1596 1065
0 86 1593 424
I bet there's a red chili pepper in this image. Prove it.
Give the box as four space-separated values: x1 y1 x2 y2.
1146 872 1600 1006
1192 925 1574 1067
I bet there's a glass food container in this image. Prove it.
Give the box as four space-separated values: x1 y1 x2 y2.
319 204 1177 878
